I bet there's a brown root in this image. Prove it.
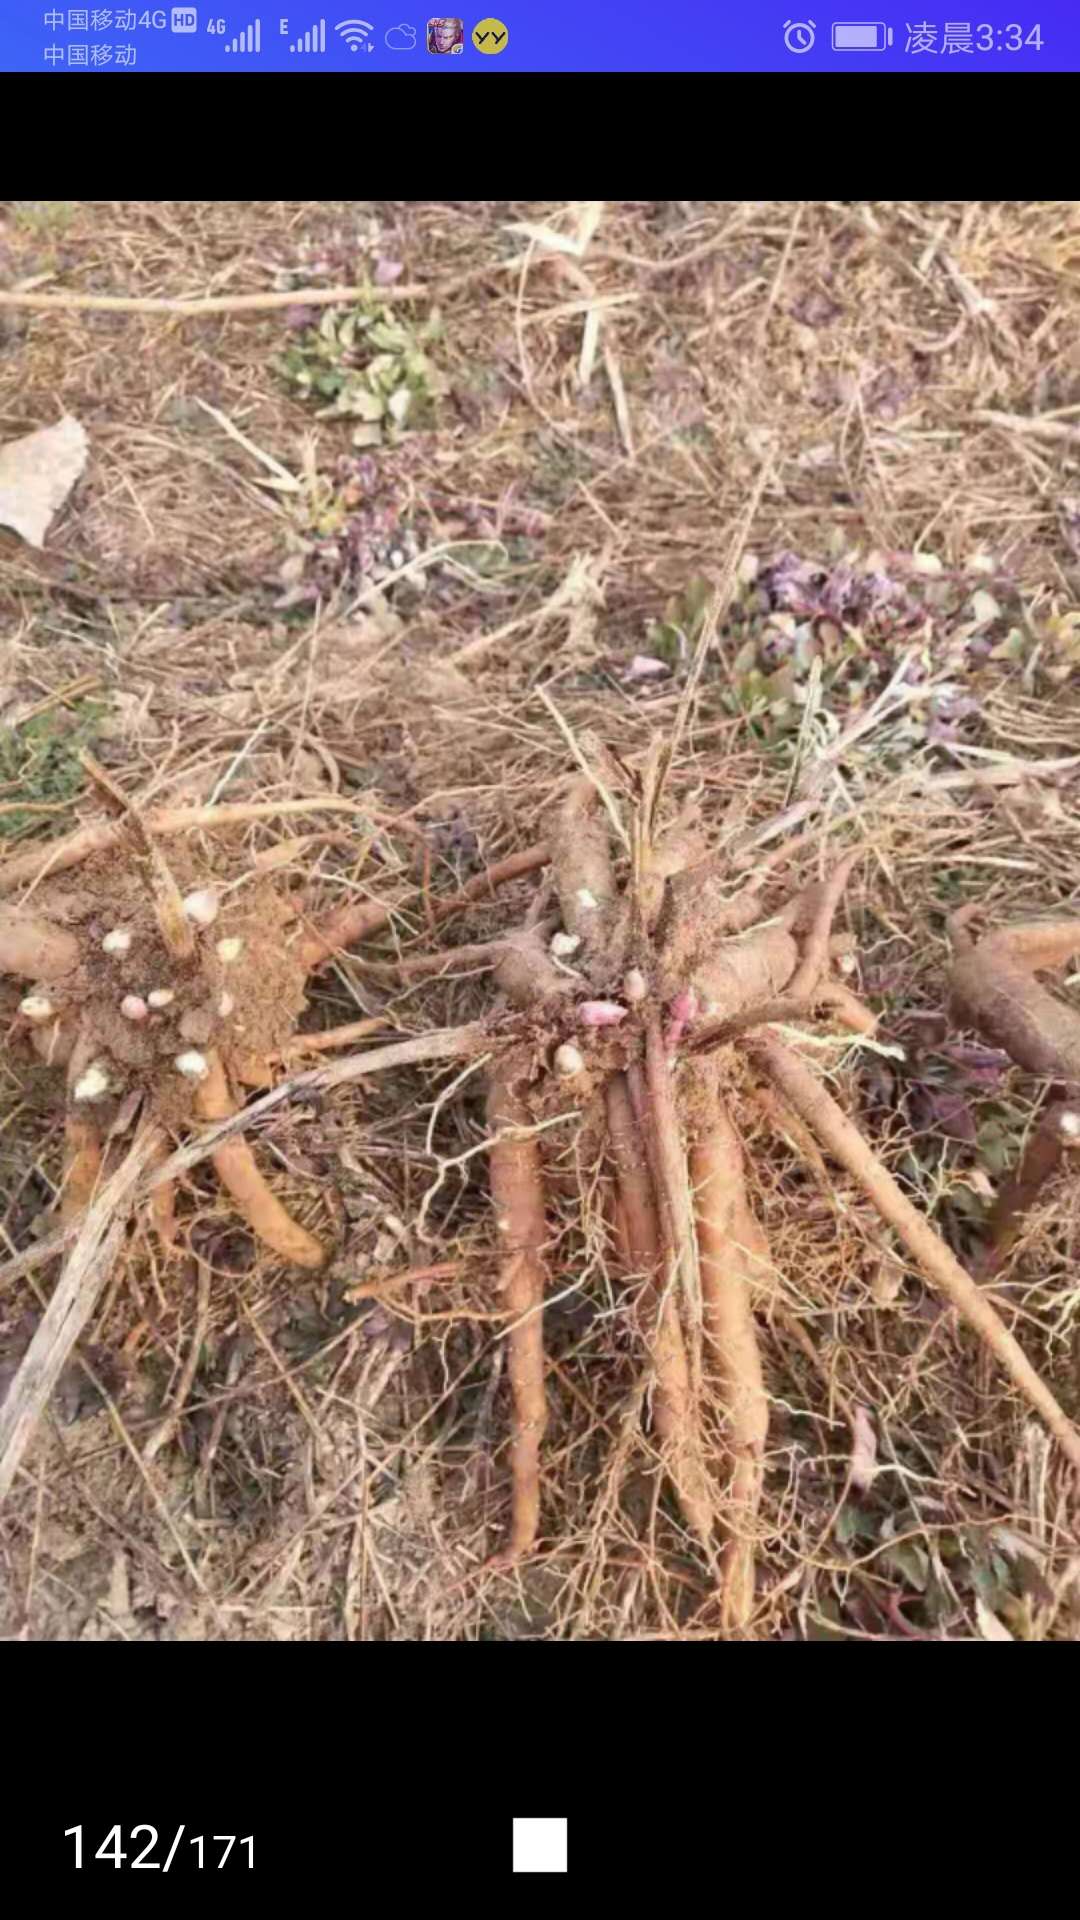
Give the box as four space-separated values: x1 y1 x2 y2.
753 1033 1080 1472
977 1100 1080 1276
62 1112 103 1225
813 977 878 1035
194 1051 326 1270
493 928 574 1007
785 848 863 999
661 828 813 965
0 796 419 896
687 922 799 1022
144 1134 180 1252
606 1073 716 1552
949 915 1080 1086
297 843 550 973
643 1014 701 1320
487 1050 550 1562
691 981 877 1053
149 1176 179 1253
234 1018 395 1088
276 1016 391 1057
0 906 80 981
547 777 618 956
688 1064 771 1633
750 1082 831 1183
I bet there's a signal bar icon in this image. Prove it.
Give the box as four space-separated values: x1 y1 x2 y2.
290 17 327 50
225 17 261 49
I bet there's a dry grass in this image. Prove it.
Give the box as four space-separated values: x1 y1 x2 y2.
1 199 1079 1641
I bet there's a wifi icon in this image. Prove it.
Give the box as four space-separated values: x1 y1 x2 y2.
335 17 376 50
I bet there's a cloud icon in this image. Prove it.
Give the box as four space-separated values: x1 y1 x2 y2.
385 22 417 46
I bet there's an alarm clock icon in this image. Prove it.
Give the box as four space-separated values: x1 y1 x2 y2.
783 19 817 50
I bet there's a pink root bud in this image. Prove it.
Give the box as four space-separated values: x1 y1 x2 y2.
663 987 699 1054
578 999 628 1028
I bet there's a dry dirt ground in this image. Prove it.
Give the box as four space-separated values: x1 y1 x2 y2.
1 200 1079 1641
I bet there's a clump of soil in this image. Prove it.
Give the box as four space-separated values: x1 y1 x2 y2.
18 847 308 1126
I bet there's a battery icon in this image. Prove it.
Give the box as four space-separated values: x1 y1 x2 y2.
831 21 892 47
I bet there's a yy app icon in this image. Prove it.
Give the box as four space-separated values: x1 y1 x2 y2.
472 17 508 52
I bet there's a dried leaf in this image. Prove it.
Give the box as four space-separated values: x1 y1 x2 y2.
0 414 88 548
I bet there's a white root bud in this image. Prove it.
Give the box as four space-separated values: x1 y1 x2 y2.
217 992 235 1018
73 1062 111 1103
622 967 647 1003
181 888 220 928
19 994 55 1023
101 928 132 955
147 988 175 1009
575 888 598 912
216 936 243 964
550 931 582 959
554 1042 586 1078
1059 1110 1080 1141
175 1049 210 1080
838 951 858 976
120 994 148 1022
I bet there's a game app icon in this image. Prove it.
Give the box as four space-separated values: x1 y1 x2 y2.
427 16 464 53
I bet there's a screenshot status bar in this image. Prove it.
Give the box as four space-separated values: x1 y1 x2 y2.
1 4 1075 70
